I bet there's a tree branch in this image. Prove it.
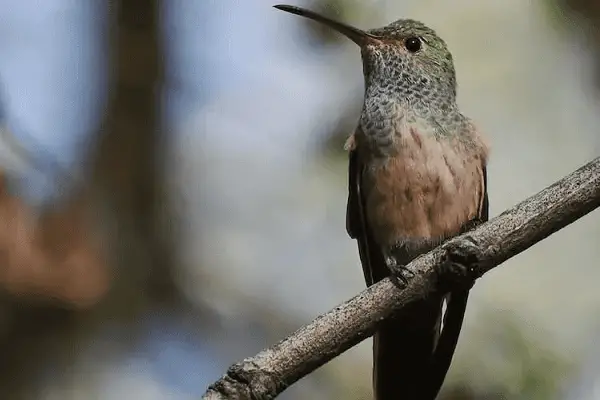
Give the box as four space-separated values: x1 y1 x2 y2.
202 157 600 400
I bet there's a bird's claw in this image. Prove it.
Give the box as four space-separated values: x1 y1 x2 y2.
438 236 482 291
385 256 414 286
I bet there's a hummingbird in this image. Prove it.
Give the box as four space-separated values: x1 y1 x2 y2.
275 4 490 400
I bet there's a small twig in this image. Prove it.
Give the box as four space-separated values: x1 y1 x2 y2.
203 157 600 400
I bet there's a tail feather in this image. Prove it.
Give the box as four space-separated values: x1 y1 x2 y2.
373 297 444 400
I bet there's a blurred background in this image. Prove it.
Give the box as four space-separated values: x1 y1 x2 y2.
0 0 597 399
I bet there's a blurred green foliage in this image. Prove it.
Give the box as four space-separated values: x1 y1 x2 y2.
500 317 574 399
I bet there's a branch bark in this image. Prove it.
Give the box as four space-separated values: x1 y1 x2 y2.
203 157 600 400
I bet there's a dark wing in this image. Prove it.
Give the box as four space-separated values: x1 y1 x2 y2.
346 143 386 287
425 165 489 398
480 166 489 221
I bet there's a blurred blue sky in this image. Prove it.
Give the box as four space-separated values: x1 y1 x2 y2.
0 0 107 204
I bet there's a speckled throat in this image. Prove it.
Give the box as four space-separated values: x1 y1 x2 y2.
358 86 468 157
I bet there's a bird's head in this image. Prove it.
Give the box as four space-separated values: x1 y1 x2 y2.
275 5 458 108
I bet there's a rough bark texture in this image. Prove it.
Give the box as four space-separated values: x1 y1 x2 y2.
202 157 600 400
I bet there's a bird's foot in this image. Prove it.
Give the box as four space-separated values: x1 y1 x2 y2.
438 236 482 292
385 255 415 286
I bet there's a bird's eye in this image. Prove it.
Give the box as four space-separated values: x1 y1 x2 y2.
404 36 422 53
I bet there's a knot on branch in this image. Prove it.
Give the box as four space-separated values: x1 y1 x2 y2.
203 360 284 400
437 236 484 292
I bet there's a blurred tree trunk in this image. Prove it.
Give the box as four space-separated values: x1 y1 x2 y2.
93 0 176 303
559 0 600 24
0 1 176 398
559 0 600 89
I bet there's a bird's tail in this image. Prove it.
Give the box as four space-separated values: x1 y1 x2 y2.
372 291 466 400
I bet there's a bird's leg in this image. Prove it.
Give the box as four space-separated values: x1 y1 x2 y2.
438 236 482 292
384 239 435 285
383 252 414 285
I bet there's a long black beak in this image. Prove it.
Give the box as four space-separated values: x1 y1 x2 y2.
274 4 380 46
